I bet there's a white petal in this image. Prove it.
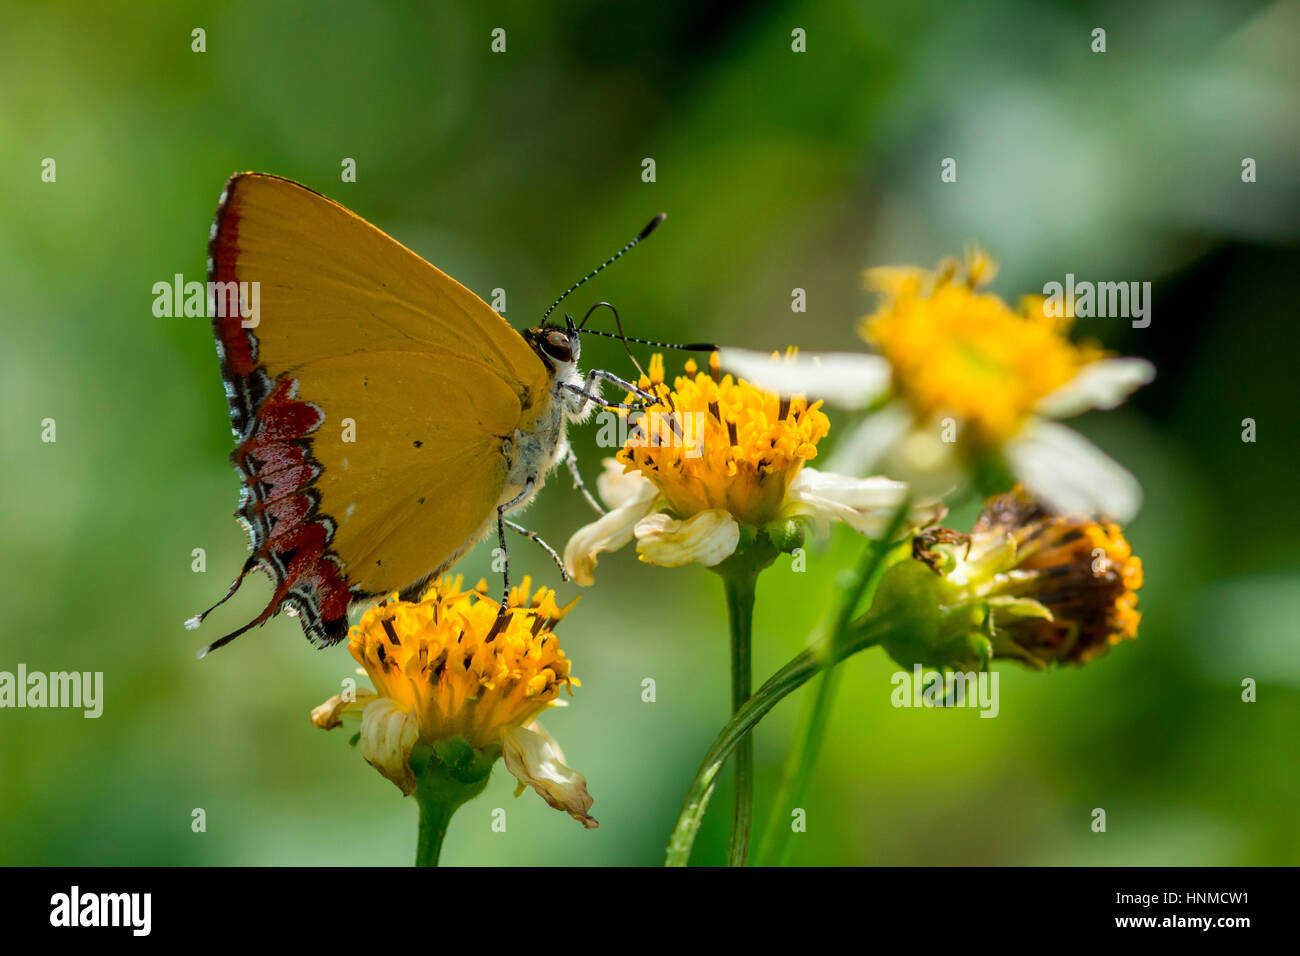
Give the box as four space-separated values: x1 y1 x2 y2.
524 719 568 764
633 509 740 568
717 347 891 410
358 698 419 795
502 724 598 829
1006 418 1142 521
824 401 913 475
562 475 658 586
828 408 965 502
985 595 1054 621
954 534 1019 586
595 457 654 510
311 689 376 729
784 468 945 536
1035 358 1155 419
788 468 910 507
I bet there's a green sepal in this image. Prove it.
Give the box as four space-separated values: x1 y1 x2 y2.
763 517 806 555
430 735 498 786
859 559 986 671
713 524 781 580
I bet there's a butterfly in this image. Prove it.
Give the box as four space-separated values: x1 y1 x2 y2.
188 173 681 656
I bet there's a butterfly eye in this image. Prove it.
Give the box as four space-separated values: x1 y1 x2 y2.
542 330 574 363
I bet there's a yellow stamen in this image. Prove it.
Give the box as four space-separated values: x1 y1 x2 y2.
860 250 1103 445
616 353 829 527
348 576 578 750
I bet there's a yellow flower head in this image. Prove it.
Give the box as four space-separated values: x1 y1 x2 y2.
860 250 1102 446
616 353 830 527
904 488 1143 668
313 577 597 828
963 490 1143 666
345 575 578 751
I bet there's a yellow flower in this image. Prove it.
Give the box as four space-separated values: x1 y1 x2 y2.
619 353 829 526
312 576 597 829
719 250 1155 520
872 488 1144 671
861 255 1094 446
563 354 944 585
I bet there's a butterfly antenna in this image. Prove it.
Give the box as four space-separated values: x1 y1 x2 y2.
540 213 666 325
576 301 647 380
577 326 717 352
575 301 718 401
578 298 715 348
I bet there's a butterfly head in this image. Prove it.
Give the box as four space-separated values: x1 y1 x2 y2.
525 316 582 371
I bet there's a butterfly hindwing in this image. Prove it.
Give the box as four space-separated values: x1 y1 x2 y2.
199 173 551 651
305 349 519 594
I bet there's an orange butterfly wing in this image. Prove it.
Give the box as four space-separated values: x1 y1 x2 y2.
194 173 550 652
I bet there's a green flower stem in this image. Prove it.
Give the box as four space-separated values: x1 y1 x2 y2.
708 526 779 867
415 793 460 867
753 502 912 866
754 663 842 866
664 615 897 867
411 738 495 867
722 565 759 867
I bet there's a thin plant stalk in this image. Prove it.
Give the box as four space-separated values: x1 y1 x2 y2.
755 663 843 865
663 616 897 866
722 566 759 866
410 743 492 867
755 501 911 865
415 795 458 867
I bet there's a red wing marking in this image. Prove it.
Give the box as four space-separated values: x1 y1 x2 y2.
188 175 356 655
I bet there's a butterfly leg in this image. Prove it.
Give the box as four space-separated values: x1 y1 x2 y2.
495 479 537 613
562 367 660 414
504 519 570 581
561 382 655 413
588 368 660 406
563 444 606 516
586 367 655 396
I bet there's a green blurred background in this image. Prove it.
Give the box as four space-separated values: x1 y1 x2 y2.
2 0 1297 866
